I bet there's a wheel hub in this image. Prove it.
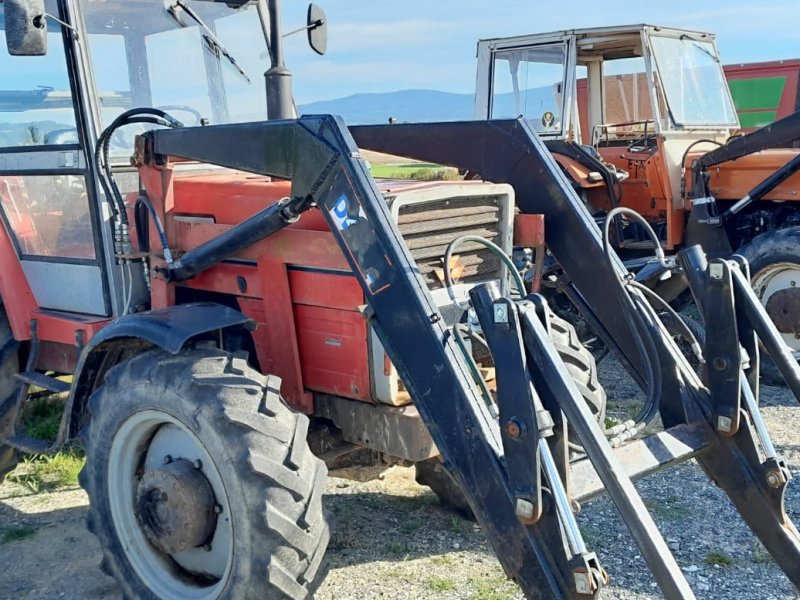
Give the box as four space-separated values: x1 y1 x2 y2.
136 459 216 555
764 287 800 334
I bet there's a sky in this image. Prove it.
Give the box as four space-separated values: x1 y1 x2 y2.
279 0 800 104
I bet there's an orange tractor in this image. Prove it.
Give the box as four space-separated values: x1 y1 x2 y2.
475 25 800 374
2 3 800 599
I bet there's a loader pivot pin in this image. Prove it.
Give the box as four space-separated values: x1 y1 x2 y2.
136 459 217 554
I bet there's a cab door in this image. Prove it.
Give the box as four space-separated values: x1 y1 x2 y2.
0 0 108 316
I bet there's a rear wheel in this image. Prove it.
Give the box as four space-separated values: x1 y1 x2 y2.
80 348 329 599
417 312 605 515
739 227 800 385
0 307 20 483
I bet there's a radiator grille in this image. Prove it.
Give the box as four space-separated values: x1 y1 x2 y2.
395 195 505 289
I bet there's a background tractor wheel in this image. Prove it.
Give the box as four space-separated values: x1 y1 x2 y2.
739 227 800 385
80 348 329 600
0 307 20 483
417 312 606 516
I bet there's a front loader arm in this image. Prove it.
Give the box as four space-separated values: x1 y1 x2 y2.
145 115 593 598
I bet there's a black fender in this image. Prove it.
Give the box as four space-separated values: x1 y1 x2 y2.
65 302 254 439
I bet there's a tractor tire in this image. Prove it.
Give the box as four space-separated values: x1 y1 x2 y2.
417 312 605 517
79 348 329 600
738 227 800 386
0 307 20 483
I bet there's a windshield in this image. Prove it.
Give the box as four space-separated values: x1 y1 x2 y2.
490 43 567 135
649 35 738 128
83 0 270 142
0 0 79 147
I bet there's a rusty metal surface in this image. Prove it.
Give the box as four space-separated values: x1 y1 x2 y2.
315 394 438 462
765 287 800 333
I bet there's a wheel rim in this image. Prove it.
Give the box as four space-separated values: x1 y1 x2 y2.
107 410 234 600
752 262 800 352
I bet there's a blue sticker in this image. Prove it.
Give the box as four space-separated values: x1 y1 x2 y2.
330 194 359 231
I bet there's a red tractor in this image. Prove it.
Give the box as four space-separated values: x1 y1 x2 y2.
1 2 799 599
474 26 800 378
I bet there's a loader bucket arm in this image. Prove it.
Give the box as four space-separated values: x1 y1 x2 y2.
145 116 594 597
143 116 800 598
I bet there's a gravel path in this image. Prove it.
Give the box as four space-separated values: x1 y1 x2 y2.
0 361 798 599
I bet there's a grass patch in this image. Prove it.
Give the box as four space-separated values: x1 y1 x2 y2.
370 163 461 181
427 576 457 592
21 394 67 441
704 550 734 567
1 526 37 544
449 515 465 534
644 496 691 521
8 447 84 493
385 541 412 556
432 555 456 567
399 518 423 533
468 575 517 600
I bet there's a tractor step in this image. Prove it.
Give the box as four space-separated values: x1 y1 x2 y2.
14 371 70 394
571 422 712 503
8 434 51 455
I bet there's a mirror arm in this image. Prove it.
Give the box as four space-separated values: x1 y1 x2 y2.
281 19 323 38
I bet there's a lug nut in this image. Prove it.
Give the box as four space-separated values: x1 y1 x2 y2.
164 455 173 464
193 459 203 471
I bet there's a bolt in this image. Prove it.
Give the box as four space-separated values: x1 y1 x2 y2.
515 498 535 521
164 455 173 464
792 281 797 287
214 504 223 515
204 543 213 552
193 459 203 471
711 356 729 372
717 415 733 433
570 499 582 514
766 471 783 488
505 419 522 439
574 571 594 595
709 263 724 280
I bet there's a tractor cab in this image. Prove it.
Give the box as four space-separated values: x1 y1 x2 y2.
475 25 740 248
0 0 304 320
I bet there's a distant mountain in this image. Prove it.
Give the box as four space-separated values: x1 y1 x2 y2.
297 86 557 125
298 89 474 125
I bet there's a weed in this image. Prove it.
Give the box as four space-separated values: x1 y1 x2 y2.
400 518 422 533
22 395 67 441
385 541 412 556
427 576 457 592
644 497 691 521
1 526 37 544
704 550 734 567
449 515 465 534
8 447 84 493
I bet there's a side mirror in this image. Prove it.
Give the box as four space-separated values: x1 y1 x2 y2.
307 3 327 56
4 0 48 56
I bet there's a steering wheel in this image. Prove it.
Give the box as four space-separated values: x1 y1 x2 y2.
627 134 658 153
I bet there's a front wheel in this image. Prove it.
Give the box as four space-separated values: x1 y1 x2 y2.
80 348 329 599
738 227 800 385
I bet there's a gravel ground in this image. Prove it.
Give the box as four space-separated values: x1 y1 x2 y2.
0 359 798 599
